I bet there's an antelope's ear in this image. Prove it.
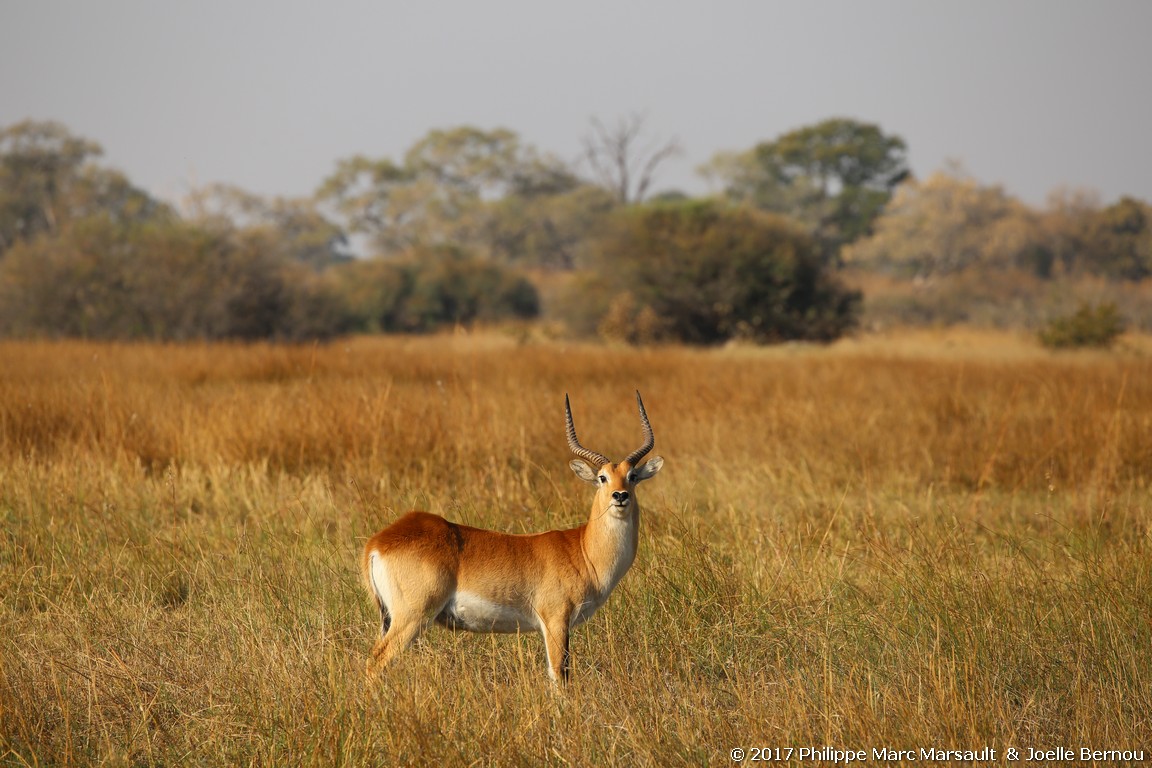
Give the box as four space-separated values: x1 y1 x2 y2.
633 455 664 482
569 459 599 483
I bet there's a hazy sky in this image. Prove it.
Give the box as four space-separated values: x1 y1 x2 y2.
3 1 1150 208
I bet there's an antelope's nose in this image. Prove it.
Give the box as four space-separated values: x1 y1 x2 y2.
612 490 629 504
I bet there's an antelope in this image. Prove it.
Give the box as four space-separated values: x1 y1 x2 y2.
361 391 664 682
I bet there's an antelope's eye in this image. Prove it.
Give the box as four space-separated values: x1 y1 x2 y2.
598 475 608 484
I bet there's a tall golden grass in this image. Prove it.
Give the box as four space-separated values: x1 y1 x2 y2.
2 331 1150 765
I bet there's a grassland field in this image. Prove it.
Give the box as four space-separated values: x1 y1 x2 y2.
1 329 1150 766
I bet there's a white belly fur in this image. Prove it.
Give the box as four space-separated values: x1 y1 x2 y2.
436 591 537 633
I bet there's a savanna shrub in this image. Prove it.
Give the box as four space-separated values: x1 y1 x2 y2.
0 215 352 340
585 201 859 344
1038 301 1126 349
332 246 539 333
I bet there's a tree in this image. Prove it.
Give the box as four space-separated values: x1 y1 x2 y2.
315 154 419 254
842 167 1043 278
185 183 351 270
703 118 909 258
0 216 350 341
1028 192 1152 281
1082 197 1152 280
318 126 583 258
401 247 540 330
584 200 859 344
0 120 167 254
482 184 616 270
1038 187 1101 277
403 126 525 201
581 113 681 204
328 246 539 333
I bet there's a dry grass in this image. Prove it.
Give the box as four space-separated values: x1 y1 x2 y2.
2 331 1151 766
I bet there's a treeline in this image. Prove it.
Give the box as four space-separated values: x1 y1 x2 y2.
1 117 1150 343
840 166 1152 329
0 122 549 341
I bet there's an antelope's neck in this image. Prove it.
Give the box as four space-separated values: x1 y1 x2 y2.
580 501 639 597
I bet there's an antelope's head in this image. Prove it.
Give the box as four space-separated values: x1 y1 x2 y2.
565 391 664 519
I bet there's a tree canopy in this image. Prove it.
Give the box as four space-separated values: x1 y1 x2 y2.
841 167 1039 277
704 118 909 259
316 126 603 267
0 120 169 254
845 167 1152 282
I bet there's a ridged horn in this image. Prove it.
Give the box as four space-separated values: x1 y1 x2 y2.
565 394 610 467
622 390 655 468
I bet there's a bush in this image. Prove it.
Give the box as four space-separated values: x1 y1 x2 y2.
331 246 540 333
583 201 859 345
0 219 538 341
596 291 667 345
1038 302 1126 349
403 248 539 331
0 216 352 341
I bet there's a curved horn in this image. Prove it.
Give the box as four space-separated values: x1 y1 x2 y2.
622 390 655 468
565 394 610 467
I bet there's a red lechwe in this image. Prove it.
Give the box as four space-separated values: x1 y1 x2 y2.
361 391 664 681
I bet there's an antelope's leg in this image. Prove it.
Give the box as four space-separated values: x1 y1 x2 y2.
366 612 427 677
538 609 573 683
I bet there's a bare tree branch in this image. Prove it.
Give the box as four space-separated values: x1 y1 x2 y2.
581 113 681 204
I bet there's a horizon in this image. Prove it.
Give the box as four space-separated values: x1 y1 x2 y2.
3 2 1151 209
